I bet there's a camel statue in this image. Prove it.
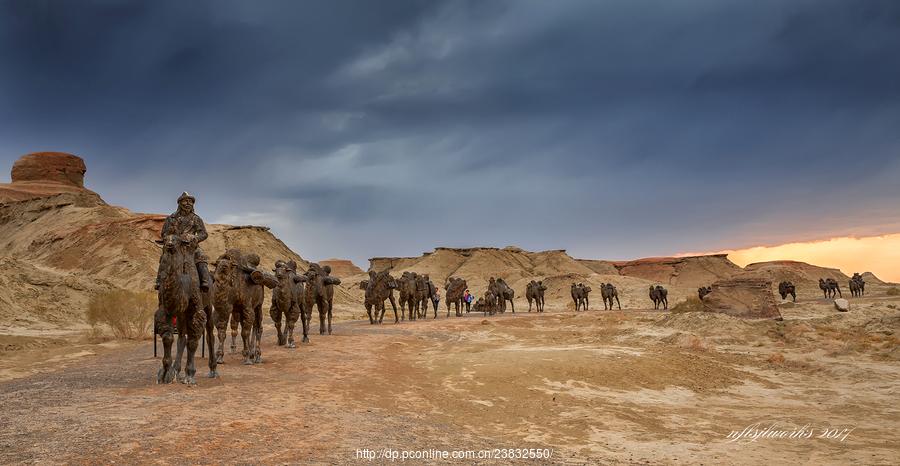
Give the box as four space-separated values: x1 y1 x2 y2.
698 286 713 300
496 278 515 313
571 283 590 311
649 285 668 310
155 233 208 385
398 271 420 321
777 281 796 302
270 260 305 348
819 278 842 299
525 280 547 312
477 289 498 316
359 274 376 324
212 250 276 365
849 273 865 297
600 283 622 310
445 277 468 317
360 270 400 324
415 274 431 319
302 263 341 336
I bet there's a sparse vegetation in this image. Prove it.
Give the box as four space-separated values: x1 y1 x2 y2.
86 290 156 339
886 287 900 296
670 297 706 313
767 352 786 365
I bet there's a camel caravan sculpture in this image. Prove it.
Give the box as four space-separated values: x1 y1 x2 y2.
155 195 877 388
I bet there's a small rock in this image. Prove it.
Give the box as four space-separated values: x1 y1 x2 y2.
834 298 850 312
481 320 490 325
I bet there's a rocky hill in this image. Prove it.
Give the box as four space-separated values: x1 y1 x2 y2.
357 248 744 310
0 152 355 331
319 259 364 277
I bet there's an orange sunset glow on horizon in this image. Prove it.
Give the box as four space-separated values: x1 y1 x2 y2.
689 233 900 283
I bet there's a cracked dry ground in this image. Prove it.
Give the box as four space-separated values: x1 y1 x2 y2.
1 305 898 465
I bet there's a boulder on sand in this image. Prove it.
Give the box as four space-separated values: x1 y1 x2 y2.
702 277 783 320
834 298 850 312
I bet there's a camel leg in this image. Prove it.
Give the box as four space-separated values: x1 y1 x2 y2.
206 307 218 378
836 286 842 298
253 306 263 364
183 306 204 385
271 304 285 346
230 311 239 353
286 319 296 349
240 311 253 365
173 329 187 383
327 299 333 335
155 308 177 384
184 334 199 385
215 309 228 364
365 302 374 325
318 301 327 335
301 305 311 344
616 296 621 310
388 295 398 323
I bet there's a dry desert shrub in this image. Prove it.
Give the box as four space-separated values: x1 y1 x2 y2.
886 287 900 296
767 352 786 365
670 297 705 313
667 333 710 352
86 289 156 340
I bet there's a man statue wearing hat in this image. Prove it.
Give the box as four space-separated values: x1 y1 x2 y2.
155 192 212 291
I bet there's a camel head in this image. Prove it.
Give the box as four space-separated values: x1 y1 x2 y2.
162 234 180 252
213 256 235 283
358 280 369 290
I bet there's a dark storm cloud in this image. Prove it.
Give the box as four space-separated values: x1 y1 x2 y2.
1 0 899 266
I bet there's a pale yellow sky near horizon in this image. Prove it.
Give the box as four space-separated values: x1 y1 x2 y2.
695 233 900 283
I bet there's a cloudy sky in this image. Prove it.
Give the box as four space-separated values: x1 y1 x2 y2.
1 0 899 268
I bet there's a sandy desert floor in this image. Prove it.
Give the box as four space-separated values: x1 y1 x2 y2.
1 296 899 465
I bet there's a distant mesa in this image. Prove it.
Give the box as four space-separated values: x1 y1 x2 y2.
12 152 86 187
319 259 364 277
1 152 100 203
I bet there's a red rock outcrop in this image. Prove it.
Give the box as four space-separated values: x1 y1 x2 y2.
1 152 102 203
613 254 743 287
320 259 364 277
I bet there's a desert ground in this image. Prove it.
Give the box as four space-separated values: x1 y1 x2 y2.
2 293 898 465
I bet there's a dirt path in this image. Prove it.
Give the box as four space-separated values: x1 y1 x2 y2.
1 303 898 465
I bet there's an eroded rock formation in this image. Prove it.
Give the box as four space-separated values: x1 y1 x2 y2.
702 277 783 320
